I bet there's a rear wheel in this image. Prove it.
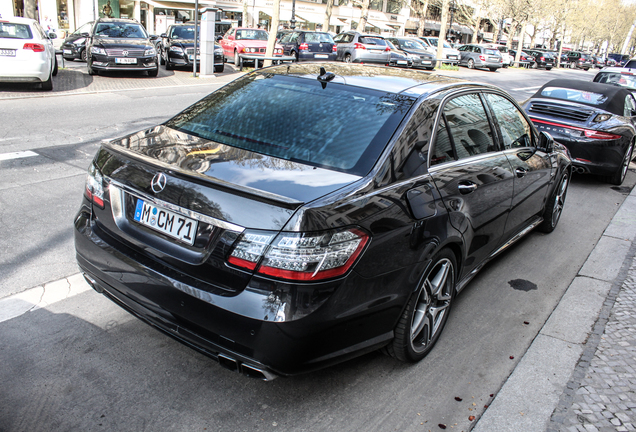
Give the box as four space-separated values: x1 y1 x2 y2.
290 50 298 61
538 171 569 233
81 48 87 62
602 141 634 185
52 57 58 76
344 53 352 63
385 248 456 362
489 67 497 72
467 58 475 69
41 72 53 91
546 67 552 71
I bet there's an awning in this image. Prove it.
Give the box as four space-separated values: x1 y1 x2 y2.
294 12 325 24
278 10 307 22
367 20 394 31
144 0 215 10
330 16 348 27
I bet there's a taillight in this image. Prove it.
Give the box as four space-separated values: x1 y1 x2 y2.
532 119 622 141
332 44 337 52
579 57 584 61
85 163 105 208
584 130 622 140
540 56 545 61
479 55 485 61
299 43 308 51
23 43 45 52
354 42 366 50
384 46 391 51
228 228 369 281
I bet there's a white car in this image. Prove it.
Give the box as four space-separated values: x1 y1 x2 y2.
0 17 58 90
418 37 461 63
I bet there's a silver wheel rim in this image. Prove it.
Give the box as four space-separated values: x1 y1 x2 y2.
620 143 634 182
345 54 351 63
410 258 454 353
551 174 568 227
468 59 474 68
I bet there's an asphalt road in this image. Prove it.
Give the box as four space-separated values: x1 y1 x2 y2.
0 64 632 432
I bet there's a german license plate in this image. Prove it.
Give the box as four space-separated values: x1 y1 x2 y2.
188 55 200 60
448 55 457 59
397 60 407 65
133 199 198 245
546 63 553 66
0 49 16 56
115 57 137 64
314 54 328 58
63 49 72 55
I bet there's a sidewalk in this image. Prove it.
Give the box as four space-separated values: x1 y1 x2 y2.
474 184 636 431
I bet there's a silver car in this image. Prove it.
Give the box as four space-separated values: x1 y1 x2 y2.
333 31 391 64
418 37 460 63
458 44 503 71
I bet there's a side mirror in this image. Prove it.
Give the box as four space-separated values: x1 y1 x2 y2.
80 32 89 38
538 131 554 153
149 35 159 41
216 35 223 42
48 32 57 39
161 33 167 38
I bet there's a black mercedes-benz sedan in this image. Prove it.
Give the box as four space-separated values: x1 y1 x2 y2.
523 79 636 185
85 18 158 76
159 23 224 72
75 63 571 379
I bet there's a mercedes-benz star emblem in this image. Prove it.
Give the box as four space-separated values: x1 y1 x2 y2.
122 50 128 56
151 173 167 193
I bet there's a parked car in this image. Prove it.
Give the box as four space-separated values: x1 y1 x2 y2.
489 44 511 67
385 40 412 67
525 49 555 70
608 53 630 67
332 31 391 64
85 18 158 77
418 36 460 63
219 27 283 67
61 20 93 61
75 63 571 379
591 56 605 69
158 23 224 72
279 30 336 61
0 16 58 90
524 79 635 185
385 37 434 69
564 51 593 70
457 44 503 71
593 67 636 91
508 49 535 67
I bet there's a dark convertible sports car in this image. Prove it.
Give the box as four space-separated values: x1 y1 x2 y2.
523 79 636 185
75 64 571 379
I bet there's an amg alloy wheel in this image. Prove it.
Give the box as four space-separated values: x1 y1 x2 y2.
538 171 569 233
467 58 475 69
386 249 456 362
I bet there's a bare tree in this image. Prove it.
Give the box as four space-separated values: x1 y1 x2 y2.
323 0 335 33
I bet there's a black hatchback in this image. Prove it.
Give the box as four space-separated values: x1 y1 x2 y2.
279 31 336 61
85 18 159 76
75 63 571 379
158 23 224 72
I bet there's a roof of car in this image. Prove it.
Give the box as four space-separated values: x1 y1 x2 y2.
96 18 139 23
0 16 37 24
531 79 633 115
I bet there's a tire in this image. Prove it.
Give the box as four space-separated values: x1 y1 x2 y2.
290 50 298 61
537 171 569 233
52 56 58 76
159 51 165 65
214 64 224 73
385 248 457 362
467 58 475 69
602 141 634 185
425 66 434 70
41 73 53 91
147 67 158 77
584 68 589 71
344 53 352 63
489 67 497 72
546 67 552 71
165 60 173 70
234 50 240 67
80 48 87 62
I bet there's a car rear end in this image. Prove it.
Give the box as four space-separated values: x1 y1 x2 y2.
298 32 337 61
573 53 593 70
352 35 391 64
74 66 418 378
476 47 502 69
0 18 52 83
532 51 555 69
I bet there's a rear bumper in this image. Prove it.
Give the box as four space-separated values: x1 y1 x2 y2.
74 206 404 377
0 58 51 82
298 52 337 61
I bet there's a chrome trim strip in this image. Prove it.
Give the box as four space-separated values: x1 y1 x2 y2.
108 179 245 233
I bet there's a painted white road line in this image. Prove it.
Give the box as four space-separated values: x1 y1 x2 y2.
0 150 39 161
511 86 541 91
0 274 90 324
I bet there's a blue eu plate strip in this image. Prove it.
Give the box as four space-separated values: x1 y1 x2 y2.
134 199 144 221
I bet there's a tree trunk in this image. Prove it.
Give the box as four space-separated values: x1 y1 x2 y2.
436 0 449 68
323 0 334 33
415 0 429 37
358 0 371 32
264 0 281 66
528 22 537 49
492 19 501 44
471 11 481 44
242 0 249 27
621 18 636 55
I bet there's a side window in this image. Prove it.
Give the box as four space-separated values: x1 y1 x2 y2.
625 94 636 117
431 117 454 166
344 34 354 43
458 45 466 51
443 94 496 159
289 32 300 43
333 34 343 43
485 93 533 149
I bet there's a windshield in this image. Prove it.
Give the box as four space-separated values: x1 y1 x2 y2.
169 25 198 39
540 87 608 105
165 74 414 175
427 38 451 49
397 39 425 50
95 23 147 38
594 72 636 90
235 29 268 40
0 22 33 39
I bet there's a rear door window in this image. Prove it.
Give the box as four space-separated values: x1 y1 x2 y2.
484 93 533 149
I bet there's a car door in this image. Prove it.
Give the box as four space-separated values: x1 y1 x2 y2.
483 92 552 236
428 92 515 274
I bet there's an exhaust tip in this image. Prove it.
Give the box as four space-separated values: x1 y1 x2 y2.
218 354 238 372
82 273 103 293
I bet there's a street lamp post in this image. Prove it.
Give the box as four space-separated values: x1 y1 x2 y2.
447 0 456 42
290 0 296 29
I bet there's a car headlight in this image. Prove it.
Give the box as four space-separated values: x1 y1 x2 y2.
169 46 184 54
91 46 106 55
275 48 282 54
145 47 156 56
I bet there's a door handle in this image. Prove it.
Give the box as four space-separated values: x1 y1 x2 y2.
458 181 478 194
515 168 527 178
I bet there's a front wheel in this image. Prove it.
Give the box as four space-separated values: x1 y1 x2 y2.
385 248 456 362
52 56 58 76
81 48 87 62
234 51 240 67
214 64 224 73
147 67 158 77
467 58 475 69
538 171 569 233
489 67 497 72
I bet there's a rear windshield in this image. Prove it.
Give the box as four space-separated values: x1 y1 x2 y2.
396 38 425 50
484 49 498 55
0 23 33 39
304 32 333 43
236 29 268 40
594 72 636 90
94 23 147 38
540 87 608 105
359 37 386 46
166 74 414 175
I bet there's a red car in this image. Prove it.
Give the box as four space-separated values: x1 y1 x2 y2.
220 27 283 66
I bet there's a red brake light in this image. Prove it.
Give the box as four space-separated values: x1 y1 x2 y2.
332 44 337 52
354 42 366 50
479 55 486 61
540 56 545 61
23 43 45 52
531 119 622 141
299 43 308 51
85 163 105 208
